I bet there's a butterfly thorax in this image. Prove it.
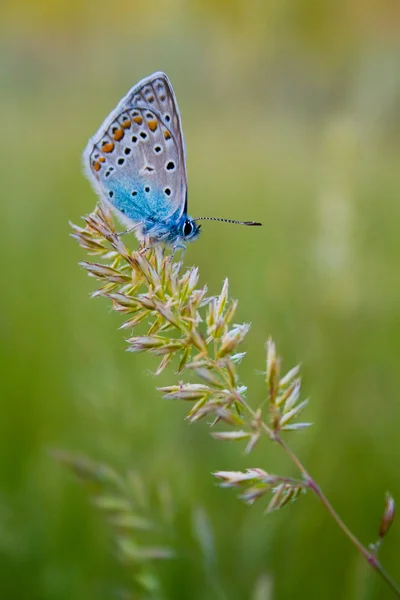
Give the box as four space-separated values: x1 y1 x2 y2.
140 211 200 245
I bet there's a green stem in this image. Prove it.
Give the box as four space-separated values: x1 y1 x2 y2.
274 434 400 597
221 389 400 597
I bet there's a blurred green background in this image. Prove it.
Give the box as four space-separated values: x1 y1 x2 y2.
2 1 400 598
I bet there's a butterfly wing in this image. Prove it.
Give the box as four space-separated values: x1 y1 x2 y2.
83 72 187 232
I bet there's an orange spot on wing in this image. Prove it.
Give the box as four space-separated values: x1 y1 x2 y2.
93 161 101 172
163 130 171 140
147 119 158 132
102 142 114 153
113 129 124 141
122 119 131 129
133 115 143 125
98 157 105 163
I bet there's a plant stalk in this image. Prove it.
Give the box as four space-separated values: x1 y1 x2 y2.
274 434 400 597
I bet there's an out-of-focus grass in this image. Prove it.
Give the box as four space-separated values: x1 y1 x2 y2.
1 3 400 598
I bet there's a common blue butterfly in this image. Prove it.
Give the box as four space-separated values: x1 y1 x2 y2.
83 72 261 251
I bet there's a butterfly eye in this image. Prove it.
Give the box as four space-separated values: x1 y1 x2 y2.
183 221 194 237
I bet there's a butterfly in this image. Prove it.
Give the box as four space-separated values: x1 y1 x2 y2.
83 72 261 252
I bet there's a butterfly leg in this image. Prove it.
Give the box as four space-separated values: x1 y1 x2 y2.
139 235 185 258
116 222 142 236
171 241 186 260
139 240 158 255
139 233 168 254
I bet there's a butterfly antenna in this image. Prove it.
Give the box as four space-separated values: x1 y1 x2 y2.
193 216 262 226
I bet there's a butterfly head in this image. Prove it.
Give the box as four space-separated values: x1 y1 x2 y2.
181 218 201 242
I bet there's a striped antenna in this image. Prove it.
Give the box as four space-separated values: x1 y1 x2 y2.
193 216 262 226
